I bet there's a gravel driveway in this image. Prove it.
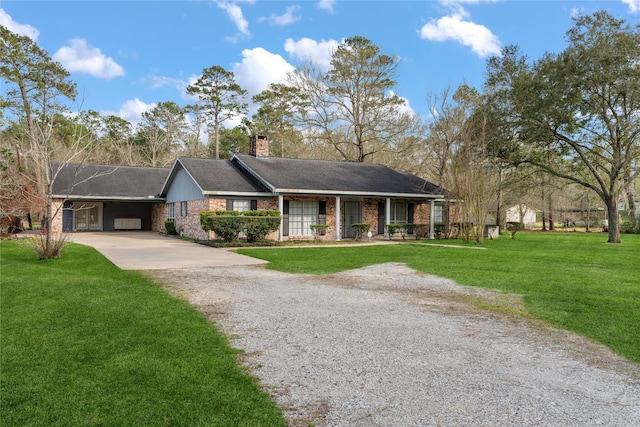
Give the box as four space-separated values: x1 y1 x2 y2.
154 263 640 427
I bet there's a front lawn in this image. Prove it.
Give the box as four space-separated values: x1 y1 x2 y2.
238 232 640 363
0 242 286 426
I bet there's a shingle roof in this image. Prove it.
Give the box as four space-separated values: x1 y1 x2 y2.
52 163 169 199
234 154 444 196
163 157 269 194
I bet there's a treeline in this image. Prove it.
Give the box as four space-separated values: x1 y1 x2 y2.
1 10 638 244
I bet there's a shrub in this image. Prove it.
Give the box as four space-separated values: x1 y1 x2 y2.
241 210 281 243
200 210 281 243
164 220 177 235
200 211 243 242
407 224 428 240
506 221 525 239
19 232 69 259
386 223 400 238
620 219 639 234
351 223 371 240
310 224 330 241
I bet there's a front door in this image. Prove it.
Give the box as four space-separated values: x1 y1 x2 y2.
75 203 101 231
342 201 362 238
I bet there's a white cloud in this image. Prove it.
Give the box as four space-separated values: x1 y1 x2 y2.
569 7 584 19
216 0 250 37
232 47 295 115
316 0 335 13
284 37 339 70
52 39 125 79
419 12 501 57
622 0 640 13
258 5 301 26
389 91 416 117
105 98 155 124
0 9 39 40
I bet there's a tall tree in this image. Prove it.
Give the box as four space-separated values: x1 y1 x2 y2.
135 101 186 167
186 66 247 159
100 114 138 165
252 83 306 157
182 104 208 158
218 119 251 159
1 25 92 258
485 11 640 243
288 36 421 163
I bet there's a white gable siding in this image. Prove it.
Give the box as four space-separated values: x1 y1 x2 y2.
165 168 203 203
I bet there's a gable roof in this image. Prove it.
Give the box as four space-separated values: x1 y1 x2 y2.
52 163 169 200
159 157 270 196
233 154 444 198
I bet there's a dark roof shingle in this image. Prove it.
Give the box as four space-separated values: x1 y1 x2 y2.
52 163 169 199
169 157 269 194
234 154 443 196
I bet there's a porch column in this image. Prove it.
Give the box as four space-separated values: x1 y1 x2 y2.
429 200 435 239
385 197 391 240
278 194 284 242
335 196 341 241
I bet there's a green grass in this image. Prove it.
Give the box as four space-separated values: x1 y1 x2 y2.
238 232 640 363
0 242 286 427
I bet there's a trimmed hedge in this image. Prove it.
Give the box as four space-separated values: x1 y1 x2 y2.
200 210 281 243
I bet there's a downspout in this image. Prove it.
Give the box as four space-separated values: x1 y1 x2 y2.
278 194 283 242
335 196 341 241
430 200 435 239
385 198 391 240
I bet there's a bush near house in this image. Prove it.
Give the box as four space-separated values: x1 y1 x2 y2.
310 224 330 241
164 220 177 235
200 210 281 243
351 223 371 240
242 210 281 243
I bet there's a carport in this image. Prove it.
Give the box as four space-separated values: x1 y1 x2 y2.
61 199 162 232
52 163 169 233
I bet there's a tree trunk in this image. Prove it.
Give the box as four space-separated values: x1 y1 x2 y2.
626 186 636 220
496 188 503 234
548 196 555 231
45 192 53 258
541 186 547 231
606 196 621 243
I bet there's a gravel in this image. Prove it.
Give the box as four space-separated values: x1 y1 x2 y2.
154 262 640 427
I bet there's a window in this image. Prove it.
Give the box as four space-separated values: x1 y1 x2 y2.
434 204 444 223
233 200 251 212
227 199 257 212
289 200 318 236
390 202 408 224
167 203 175 220
180 201 188 217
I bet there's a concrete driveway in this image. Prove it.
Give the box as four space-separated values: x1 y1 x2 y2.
70 232 267 270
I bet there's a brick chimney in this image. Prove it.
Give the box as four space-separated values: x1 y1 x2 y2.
249 135 270 157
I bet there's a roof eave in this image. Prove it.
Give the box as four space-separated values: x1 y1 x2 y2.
274 188 445 199
202 191 274 197
53 195 165 201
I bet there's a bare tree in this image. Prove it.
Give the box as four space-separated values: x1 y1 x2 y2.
135 101 186 167
1 25 99 258
288 36 423 163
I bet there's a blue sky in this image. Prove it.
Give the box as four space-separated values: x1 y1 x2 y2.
2 0 639 125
